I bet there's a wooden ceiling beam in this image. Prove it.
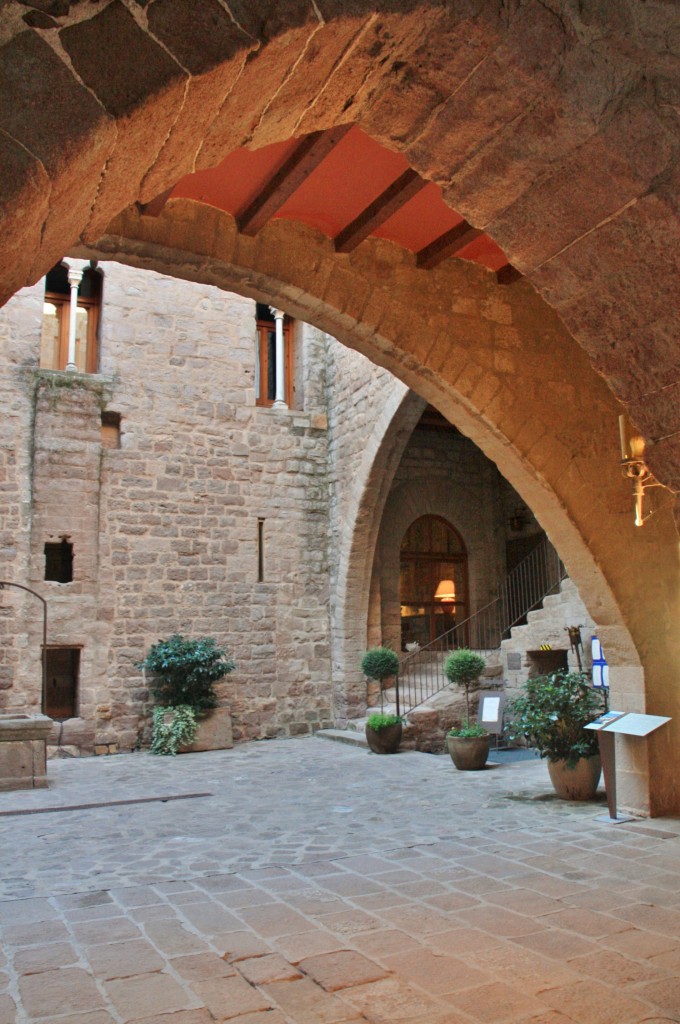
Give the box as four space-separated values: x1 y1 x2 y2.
334 168 428 253
496 263 523 285
237 123 353 237
416 220 482 270
138 188 174 218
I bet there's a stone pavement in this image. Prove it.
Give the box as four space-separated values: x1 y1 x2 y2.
1 738 680 1024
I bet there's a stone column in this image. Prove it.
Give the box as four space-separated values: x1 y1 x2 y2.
66 267 83 372
269 306 287 410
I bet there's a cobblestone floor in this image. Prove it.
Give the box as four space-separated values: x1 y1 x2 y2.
2 737 680 1023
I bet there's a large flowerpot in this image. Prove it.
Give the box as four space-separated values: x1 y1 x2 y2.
365 722 402 754
547 755 602 800
447 734 491 771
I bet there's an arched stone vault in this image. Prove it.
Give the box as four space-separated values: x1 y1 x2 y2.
329 389 426 722
1 1 679 490
1 0 679 813
75 200 679 815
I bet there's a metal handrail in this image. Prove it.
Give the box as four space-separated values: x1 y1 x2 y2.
395 537 566 716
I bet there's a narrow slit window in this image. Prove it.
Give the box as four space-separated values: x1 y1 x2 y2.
257 518 265 582
44 647 79 719
101 410 121 449
44 539 73 583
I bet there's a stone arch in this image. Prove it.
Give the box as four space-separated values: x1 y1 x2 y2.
1 2 678 814
75 202 679 814
329 387 426 722
2 2 679 495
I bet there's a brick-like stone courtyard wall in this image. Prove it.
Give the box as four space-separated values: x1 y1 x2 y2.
501 578 595 704
0 288 42 707
0 261 337 751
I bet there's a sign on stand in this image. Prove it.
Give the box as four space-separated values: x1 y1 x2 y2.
585 712 671 823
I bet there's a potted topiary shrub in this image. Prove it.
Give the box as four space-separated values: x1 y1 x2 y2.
139 634 236 755
444 648 491 770
361 647 402 753
365 711 404 754
506 670 606 799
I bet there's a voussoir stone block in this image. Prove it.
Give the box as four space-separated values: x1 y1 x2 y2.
60 1 188 241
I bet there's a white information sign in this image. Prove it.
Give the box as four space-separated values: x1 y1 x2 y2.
481 696 501 723
585 711 670 736
601 713 671 737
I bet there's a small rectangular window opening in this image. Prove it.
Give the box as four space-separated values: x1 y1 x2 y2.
101 410 121 449
257 518 265 582
44 647 80 720
44 539 73 583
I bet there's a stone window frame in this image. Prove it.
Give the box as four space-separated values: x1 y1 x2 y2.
255 312 294 407
40 263 102 374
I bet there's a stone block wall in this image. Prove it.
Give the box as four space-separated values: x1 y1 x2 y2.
0 258 601 757
0 261 339 751
501 578 596 704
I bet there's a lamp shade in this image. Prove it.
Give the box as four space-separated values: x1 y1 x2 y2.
434 579 456 602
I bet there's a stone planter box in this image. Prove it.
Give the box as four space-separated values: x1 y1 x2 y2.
161 706 234 753
184 706 234 752
0 714 53 790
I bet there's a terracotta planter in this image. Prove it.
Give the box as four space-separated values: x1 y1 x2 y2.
446 734 491 771
365 722 402 754
547 755 602 800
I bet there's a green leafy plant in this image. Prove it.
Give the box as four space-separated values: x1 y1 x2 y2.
139 634 235 711
366 712 403 732
443 649 486 727
361 646 399 712
506 671 605 768
448 722 488 739
150 705 197 756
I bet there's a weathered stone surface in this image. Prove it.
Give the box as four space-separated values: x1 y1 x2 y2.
0 133 50 306
19 966 105 1018
298 949 388 991
197 3 319 165
0 30 114 283
181 707 233 753
60 1 187 241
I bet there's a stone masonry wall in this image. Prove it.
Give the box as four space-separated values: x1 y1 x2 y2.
377 424 509 655
0 258 599 755
1 261 336 751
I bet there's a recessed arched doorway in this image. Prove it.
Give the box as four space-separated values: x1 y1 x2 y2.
400 515 468 651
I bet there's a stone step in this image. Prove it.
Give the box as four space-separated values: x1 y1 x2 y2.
315 728 368 748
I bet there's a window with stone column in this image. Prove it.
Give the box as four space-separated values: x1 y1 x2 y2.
255 303 294 408
40 262 102 374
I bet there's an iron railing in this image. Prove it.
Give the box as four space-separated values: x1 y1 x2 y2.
395 537 566 715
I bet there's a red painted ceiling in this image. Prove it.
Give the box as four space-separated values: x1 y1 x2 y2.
168 126 508 272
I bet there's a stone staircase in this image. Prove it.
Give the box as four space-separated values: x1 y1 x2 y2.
318 574 593 754
500 577 593 701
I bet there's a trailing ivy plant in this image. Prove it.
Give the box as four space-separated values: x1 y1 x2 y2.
139 633 236 711
150 705 198 756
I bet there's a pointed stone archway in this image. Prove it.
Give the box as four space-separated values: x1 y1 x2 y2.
2 2 679 813
73 203 677 816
